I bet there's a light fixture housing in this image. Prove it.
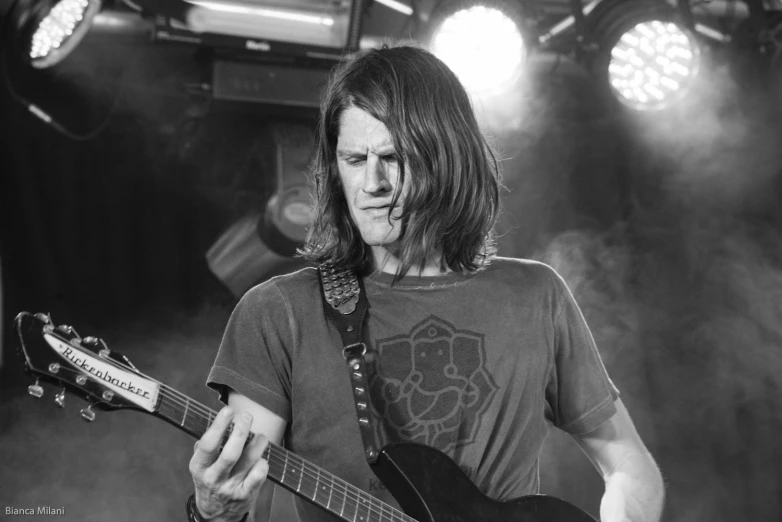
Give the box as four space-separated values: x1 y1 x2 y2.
419 0 534 95
182 0 351 49
8 0 102 69
585 0 702 111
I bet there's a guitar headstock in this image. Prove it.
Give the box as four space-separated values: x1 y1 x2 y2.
15 312 161 422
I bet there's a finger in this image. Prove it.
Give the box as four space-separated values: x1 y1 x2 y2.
239 448 271 497
209 411 254 481
231 433 269 481
192 407 234 471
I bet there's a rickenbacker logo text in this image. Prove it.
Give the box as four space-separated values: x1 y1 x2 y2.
62 346 151 399
43 333 159 412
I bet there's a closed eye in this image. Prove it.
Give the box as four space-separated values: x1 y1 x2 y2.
342 153 397 166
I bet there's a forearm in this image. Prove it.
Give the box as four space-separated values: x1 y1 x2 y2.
600 453 665 522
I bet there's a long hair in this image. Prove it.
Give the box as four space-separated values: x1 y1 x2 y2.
300 44 501 278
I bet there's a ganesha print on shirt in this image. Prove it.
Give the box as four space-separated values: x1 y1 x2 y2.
368 315 498 454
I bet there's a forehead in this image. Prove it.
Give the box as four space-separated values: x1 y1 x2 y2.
337 106 394 152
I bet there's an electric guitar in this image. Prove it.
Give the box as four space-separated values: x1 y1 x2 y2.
15 311 597 522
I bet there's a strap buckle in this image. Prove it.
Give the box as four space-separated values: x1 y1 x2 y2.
342 342 366 360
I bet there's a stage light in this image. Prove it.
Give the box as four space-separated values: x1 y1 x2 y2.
608 20 700 111
586 0 702 111
8 0 102 69
183 0 351 49
206 123 315 297
375 0 413 16
427 4 528 94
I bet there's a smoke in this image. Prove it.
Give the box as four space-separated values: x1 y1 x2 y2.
3 28 782 520
510 60 782 520
0 304 232 522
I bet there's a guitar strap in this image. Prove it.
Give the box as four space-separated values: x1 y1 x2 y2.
317 263 379 464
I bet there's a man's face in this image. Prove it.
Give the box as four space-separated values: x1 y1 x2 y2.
336 106 407 250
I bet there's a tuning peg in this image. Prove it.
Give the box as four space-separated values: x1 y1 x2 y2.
34 313 52 324
54 388 66 408
56 325 73 336
28 379 44 398
80 404 96 422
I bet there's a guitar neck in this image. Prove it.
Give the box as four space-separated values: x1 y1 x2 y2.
156 384 415 522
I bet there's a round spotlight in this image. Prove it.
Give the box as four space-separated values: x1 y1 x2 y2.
586 0 702 111
608 20 700 110
12 0 102 69
429 5 527 94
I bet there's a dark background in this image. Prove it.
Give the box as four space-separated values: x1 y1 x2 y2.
2 4 782 522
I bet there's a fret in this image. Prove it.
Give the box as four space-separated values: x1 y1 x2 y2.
181 398 189 427
340 480 355 520
153 386 415 522
367 498 382 522
280 454 305 493
371 497 394 522
294 460 304 492
266 446 285 482
343 491 359 522
298 460 317 500
326 475 333 510
354 492 372 522
313 466 332 507
156 386 210 439
335 478 347 518
281 452 289 484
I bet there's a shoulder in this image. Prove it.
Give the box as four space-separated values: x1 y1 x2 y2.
240 266 320 308
482 256 565 290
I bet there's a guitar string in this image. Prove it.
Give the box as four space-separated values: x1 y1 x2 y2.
156 392 412 522
57 345 413 522
151 384 410 522
156 387 414 522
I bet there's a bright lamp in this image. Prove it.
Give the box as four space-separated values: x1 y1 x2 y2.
8 0 102 69
426 2 529 94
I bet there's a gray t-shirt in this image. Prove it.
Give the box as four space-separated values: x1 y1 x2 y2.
207 257 619 521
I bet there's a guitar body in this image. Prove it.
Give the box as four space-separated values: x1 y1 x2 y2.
373 442 597 522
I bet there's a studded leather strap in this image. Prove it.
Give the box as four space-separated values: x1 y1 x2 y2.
317 264 378 464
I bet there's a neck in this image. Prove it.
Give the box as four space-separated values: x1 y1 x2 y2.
370 246 451 277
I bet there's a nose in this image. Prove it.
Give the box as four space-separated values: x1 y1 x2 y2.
362 156 393 196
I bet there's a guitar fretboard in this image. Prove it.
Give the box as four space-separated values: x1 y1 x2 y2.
156 385 416 522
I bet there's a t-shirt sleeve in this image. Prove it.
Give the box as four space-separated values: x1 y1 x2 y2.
206 280 293 422
545 270 620 435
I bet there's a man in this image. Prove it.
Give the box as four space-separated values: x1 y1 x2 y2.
188 45 664 522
